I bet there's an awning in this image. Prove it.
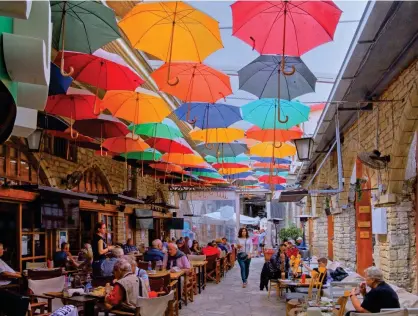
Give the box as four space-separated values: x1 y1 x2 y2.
97 194 144 204
12 184 98 201
278 190 308 203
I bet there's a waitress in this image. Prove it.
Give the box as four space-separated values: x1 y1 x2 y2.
92 222 114 276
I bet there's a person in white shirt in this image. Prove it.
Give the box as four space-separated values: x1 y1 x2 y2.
236 228 253 288
0 243 21 286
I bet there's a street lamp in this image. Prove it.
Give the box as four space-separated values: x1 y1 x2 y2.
265 192 272 202
26 129 43 152
178 191 187 200
293 137 314 162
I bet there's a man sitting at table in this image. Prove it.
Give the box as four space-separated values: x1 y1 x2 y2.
105 259 140 312
101 247 124 277
144 239 165 262
163 243 191 270
123 238 138 255
202 241 221 258
349 266 400 314
0 242 21 286
285 240 300 258
54 242 79 270
221 237 232 253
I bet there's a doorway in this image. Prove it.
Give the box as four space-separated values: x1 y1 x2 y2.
0 203 18 270
327 215 334 260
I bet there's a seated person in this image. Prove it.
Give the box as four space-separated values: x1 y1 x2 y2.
163 243 191 270
78 242 93 272
202 241 221 258
101 247 124 277
0 243 21 286
285 240 300 258
216 238 228 253
105 259 140 312
295 237 307 250
123 238 138 255
54 242 79 270
303 257 329 284
221 237 232 253
144 239 165 262
260 247 289 291
123 255 149 298
349 266 400 313
190 240 202 255
176 239 191 255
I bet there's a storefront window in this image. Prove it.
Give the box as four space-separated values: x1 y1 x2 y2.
101 214 115 245
21 204 46 267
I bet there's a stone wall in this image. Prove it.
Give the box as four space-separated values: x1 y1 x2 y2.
333 206 357 270
312 216 328 258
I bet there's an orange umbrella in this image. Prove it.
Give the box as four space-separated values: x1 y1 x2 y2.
246 126 303 142
161 153 205 168
101 91 171 124
152 62 232 103
249 142 296 158
102 136 150 153
189 128 244 144
149 163 189 175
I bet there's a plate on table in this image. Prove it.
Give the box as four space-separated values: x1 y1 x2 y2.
88 287 106 297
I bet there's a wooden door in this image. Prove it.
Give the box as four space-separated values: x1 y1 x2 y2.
355 159 373 276
327 215 334 260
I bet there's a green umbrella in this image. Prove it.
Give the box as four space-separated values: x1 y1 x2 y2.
205 154 250 164
120 149 162 161
192 171 223 179
129 123 183 140
50 1 120 76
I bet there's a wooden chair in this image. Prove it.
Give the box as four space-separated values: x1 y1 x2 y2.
149 273 171 295
332 291 350 316
205 254 220 284
314 267 327 303
27 275 65 315
229 248 236 269
268 279 281 299
182 269 194 305
0 274 21 293
221 254 229 277
137 261 151 270
284 270 320 301
136 290 175 316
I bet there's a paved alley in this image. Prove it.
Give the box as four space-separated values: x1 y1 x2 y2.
181 258 287 316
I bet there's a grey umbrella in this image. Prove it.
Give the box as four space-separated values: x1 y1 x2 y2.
238 55 317 100
197 142 248 157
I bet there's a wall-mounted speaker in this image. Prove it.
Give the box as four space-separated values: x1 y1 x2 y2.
172 212 177 218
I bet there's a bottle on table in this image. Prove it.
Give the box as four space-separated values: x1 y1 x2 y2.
148 261 152 271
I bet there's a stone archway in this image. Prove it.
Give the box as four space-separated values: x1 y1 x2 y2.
76 164 113 194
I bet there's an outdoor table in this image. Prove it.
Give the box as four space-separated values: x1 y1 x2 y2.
147 270 185 310
44 291 98 316
279 279 328 289
190 261 207 294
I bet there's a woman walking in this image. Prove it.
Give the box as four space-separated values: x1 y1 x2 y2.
236 227 253 288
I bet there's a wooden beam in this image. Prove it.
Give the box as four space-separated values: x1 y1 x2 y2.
79 200 134 214
152 211 172 219
0 188 37 202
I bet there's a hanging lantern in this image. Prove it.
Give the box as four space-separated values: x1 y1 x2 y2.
293 137 314 162
26 129 44 152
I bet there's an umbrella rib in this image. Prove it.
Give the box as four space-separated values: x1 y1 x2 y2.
239 61 275 92
73 5 120 35
286 10 303 58
68 10 93 53
176 14 223 47
181 22 203 63
260 8 285 53
232 1 279 35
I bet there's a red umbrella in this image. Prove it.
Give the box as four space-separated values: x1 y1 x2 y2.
47 129 96 143
145 137 194 154
259 175 286 185
212 162 249 169
149 163 189 175
55 51 144 91
73 114 129 139
45 94 98 120
231 1 342 56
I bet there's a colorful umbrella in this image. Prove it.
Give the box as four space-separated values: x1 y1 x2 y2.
101 91 170 124
213 163 249 169
102 136 150 154
250 142 296 158
189 128 244 144
121 149 162 161
48 63 72 96
152 62 231 103
46 129 101 151
205 154 250 164
197 142 248 157
231 0 342 56
51 1 120 75
145 137 193 154
192 171 223 179
261 183 285 191
254 168 289 174
129 122 183 140
224 172 254 180
54 51 144 91
251 156 291 164
37 112 69 132
238 55 316 100
45 94 98 120
185 167 217 173
259 175 286 185
173 102 241 128
247 126 303 143
218 167 251 175
253 162 290 170
119 2 222 63
73 114 129 139
149 163 188 175
233 176 259 186
161 153 205 168
242 99 310 129
255 171 288 177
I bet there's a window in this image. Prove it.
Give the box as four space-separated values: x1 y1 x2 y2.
53 137 77 162
101 214 115 245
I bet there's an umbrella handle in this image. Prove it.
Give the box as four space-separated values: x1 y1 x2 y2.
60 60 74 77
273 142 283 149
205 143 214 150
281 61 295 76
250 36 256 50
167 76 180 86
70 125 79 140
278 107 289 123
186 109 197 125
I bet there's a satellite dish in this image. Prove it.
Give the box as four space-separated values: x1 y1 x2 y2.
65 171 83 189
358 150 390 170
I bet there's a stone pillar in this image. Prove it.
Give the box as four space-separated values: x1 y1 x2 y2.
312 216 328 258
115 212 125 244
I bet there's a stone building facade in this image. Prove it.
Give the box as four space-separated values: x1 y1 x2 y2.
304 59 418 292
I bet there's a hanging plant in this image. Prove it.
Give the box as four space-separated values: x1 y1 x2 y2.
324 196 330 213
355 178 366 201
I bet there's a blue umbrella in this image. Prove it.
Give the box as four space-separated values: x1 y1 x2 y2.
261 183 285 190
251 156 291 164
49 63 73 96
223 171 253 180
197 141 248 157
174 102 242 128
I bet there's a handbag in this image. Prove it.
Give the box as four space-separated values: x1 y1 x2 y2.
237 239 248 260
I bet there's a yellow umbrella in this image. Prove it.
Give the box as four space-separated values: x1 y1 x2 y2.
161 153 205 168
189 128 244 144
249 142 296 158
218 167 251 175
119 1 223 85
101 91 170 124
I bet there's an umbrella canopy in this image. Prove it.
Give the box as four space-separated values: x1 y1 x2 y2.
119 1 222 62
213 163 249 169
121 149 162 161
242 99 310 129
255 171 288 177
149 163 188 175
129 122 183 140
218 167 251 175
250 142 296 158
174 102 241 129
197 142 247 157
205 154 250 164
185 167 218 173
102 136 150 154
254 168 289 173
261 183 285 191
253 162 290 170
247 126 303 143
233 176 259 186
73 114 129 139
46 129 96 143
192 171 223 179
48 63 72 96
223 172 254 180
231 0 342 56
145 137 193 154
189 128 244 143
101 91 170 124
238 55 316 100
251 156 291 164
54 52 144 91
259 175 286 184
152 63 232 103
51 1 120 54
161 153 205 167
45 94 98 120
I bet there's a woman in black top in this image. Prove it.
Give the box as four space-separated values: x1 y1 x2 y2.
260 244 290 290
92 222 114 275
